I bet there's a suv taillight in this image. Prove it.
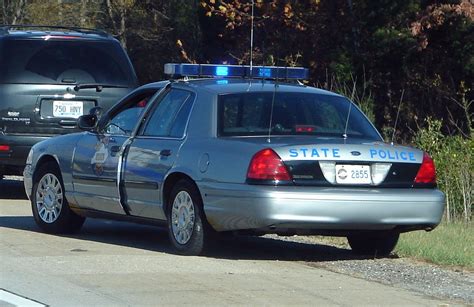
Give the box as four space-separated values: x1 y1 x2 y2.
414 152 436 184
247 148 291 181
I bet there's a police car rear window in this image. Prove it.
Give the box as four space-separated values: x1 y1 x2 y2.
0 39 135 86
217 92 381 139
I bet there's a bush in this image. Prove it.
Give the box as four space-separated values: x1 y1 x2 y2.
413 118 473 223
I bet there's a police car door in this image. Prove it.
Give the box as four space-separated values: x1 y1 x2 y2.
122 88 195 219
72 89 157 214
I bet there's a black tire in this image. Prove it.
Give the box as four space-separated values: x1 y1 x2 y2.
167 179 214 255
347 232 399 256
31 161 85 234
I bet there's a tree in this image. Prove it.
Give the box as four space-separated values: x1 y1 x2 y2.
201 0 473 139
1 0 27 24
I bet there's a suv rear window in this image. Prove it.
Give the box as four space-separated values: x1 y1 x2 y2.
0 38 135 86
218 92 381 139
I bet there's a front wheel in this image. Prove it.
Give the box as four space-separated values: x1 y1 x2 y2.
167 179 213 255
31 161 85 233
347 232 399 256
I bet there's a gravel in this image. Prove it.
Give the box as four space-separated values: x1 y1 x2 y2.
269 234 474 305
314 258 474 304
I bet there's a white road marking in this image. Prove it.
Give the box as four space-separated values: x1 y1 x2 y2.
0 289 46 307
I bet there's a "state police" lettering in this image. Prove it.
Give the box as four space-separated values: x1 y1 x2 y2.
289 148 340 158
287 148 416 161
369 149 416 161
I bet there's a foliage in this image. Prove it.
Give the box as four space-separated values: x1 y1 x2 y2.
200 0 474 140
413 118 473 222
319 71 376 123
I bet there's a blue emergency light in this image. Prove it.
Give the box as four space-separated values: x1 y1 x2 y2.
164 63 309 80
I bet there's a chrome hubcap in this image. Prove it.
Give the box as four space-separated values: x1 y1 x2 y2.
35 173 63 223
171 191 195 245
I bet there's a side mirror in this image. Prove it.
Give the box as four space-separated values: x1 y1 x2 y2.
77 106 103 131
77 114 97 131
89 106 103 118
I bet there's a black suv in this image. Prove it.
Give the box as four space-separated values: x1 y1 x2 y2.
0 25 138 178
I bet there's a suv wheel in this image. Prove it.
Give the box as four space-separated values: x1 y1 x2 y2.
31 162 85 233
347 232 399 256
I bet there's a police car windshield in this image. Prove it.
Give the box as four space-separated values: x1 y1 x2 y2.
0 39 135 86
218 92 381 139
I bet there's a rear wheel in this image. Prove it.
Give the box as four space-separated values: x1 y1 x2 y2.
31 161 85 233
167 179 213 255
347 232 399 256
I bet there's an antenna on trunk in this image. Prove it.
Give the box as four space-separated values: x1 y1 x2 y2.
343 102 353 139
391 89 405 145
267 80 278 143
343 81 357 139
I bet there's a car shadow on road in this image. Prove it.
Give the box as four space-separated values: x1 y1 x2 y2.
0 215 385 262
0 177 28 200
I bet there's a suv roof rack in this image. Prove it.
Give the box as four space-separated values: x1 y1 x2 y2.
0 24 109 37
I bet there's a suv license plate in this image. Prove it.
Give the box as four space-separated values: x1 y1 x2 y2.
335 164 371 184
53 101 83 118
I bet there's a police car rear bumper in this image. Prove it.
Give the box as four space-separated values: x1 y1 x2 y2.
200 183 445 233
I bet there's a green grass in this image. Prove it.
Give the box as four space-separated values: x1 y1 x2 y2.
396 223 474 269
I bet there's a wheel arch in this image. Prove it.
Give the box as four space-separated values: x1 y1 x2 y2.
33 154 61 183
162 172 203 215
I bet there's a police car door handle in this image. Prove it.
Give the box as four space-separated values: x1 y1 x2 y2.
160 149 171 157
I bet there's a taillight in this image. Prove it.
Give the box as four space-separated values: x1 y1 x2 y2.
414 152 436 184
247 148 292 181
0 145 10 152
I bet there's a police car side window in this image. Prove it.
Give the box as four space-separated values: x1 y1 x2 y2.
103 92 152 135
143 89 191 137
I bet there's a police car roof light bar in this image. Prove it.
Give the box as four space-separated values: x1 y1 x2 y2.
164 63 309 80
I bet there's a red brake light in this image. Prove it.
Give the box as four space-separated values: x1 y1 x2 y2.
0 145 10 152
42 35 82 40
414 152 436 184
247 148 291 181
295 125 315 133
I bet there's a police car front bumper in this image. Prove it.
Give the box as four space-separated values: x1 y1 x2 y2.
200 183 445 233
23 164 33 200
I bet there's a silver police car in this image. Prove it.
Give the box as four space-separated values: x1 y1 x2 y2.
24 64 445 256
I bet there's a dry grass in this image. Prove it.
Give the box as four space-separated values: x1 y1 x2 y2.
396 223 474 269
303 223 473 269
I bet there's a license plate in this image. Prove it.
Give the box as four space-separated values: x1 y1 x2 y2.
335 164 371 184
52 101 83 118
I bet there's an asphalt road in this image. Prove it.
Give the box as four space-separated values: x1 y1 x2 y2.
0 177 453 306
